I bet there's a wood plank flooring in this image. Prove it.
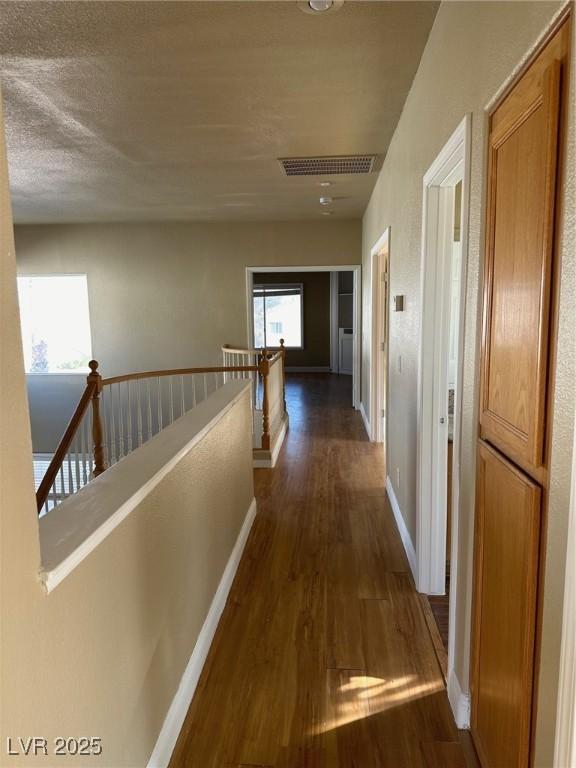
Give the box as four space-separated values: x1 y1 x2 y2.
170 374 476 768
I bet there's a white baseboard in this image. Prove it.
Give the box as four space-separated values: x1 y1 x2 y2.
285 366 331 373
147 497 258 768
359 401 371 440
385 476 417 582
447 668 471 729
253 415 289 468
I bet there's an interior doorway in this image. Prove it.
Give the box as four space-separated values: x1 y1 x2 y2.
416 115 470 700
330 270 355 378
245 265 361 409
369 227 390 446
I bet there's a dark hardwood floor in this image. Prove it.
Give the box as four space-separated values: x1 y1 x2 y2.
427 565 450 652
170 374 477 767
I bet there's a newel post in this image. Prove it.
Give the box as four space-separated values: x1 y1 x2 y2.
259 349 271 451
87 360 106 476
279 338 287 412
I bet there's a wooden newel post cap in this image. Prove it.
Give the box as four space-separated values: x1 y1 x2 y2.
280 338 285 348
88 360 99 374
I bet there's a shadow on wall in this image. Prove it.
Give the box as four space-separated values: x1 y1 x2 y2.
27 374 86 453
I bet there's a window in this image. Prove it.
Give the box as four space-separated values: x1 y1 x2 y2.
17 275 93 373
253 284 303 349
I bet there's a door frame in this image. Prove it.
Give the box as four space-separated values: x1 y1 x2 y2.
554 400 576 767
369 227 390 444
329 272 339 374
245 265 361 409
416 116 471 610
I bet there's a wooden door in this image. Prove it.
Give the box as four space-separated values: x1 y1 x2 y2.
473 14 570 768
479 42 563 478
471 440 541 768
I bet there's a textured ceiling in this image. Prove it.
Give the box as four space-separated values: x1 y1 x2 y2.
0 1 438 223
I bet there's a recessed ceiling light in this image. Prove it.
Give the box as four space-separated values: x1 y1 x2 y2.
309 0 333 11
319 181 332 187
321 211 333 216
319 196 333 206
298 0 343 15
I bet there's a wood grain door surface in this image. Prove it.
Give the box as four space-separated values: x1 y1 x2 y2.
471 440 541 768
472 14 570 768
479 53 561 479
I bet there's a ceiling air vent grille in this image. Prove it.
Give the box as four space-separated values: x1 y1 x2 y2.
279 155 376 177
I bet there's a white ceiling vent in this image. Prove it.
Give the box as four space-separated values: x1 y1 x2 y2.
279 155 376 177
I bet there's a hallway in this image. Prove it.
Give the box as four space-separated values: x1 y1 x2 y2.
170 374 474 767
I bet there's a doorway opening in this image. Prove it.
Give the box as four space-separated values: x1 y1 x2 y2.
416 116 471 700
246 265 361 409
369 227 390 447
330 270 355 378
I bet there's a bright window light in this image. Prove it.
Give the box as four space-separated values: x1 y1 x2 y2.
17 275 93 374
253 284 303 349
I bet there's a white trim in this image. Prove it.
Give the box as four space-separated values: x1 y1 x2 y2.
385 476 416 582
554 402 576 767
330 272 339 373
369 228 390 444
447 668 471 729
39 382 252 593
245 265 361 410
253 414 289 468
360 401 371 440
285 366 331 373
416 114 471 598
147 497 258 768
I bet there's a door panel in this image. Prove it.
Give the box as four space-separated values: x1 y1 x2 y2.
479 60 560 476
473 18 570 767
471 440 541 768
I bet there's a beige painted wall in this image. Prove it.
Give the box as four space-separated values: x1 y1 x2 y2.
14 220 360 450
360 2 575 763
2 88 256 766
2 90 259 763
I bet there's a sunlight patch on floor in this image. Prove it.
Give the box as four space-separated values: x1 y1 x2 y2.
312 674 445 736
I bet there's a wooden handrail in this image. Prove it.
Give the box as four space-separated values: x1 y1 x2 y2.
101 364 259 387
221 344 263 356
36 378 97 513
36 349 288 513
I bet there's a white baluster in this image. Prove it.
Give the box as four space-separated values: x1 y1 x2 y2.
203 374 208 401
118 383 125 458
81 413 88 484
51 477 58 510
67 451 74 495
180 375 185 417
59 463 66 502
110 385 117 464
191 375 197 408
157 377 163 431
127 380 133 453
147 379 153 441
137 380 143 447
169 376 174 424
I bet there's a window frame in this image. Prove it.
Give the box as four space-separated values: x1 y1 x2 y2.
252 282 304 350
17 273 94 376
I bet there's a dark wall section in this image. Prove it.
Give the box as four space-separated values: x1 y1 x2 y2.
253 271 330 367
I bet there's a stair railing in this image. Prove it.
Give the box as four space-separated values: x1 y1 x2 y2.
36 347 286 515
